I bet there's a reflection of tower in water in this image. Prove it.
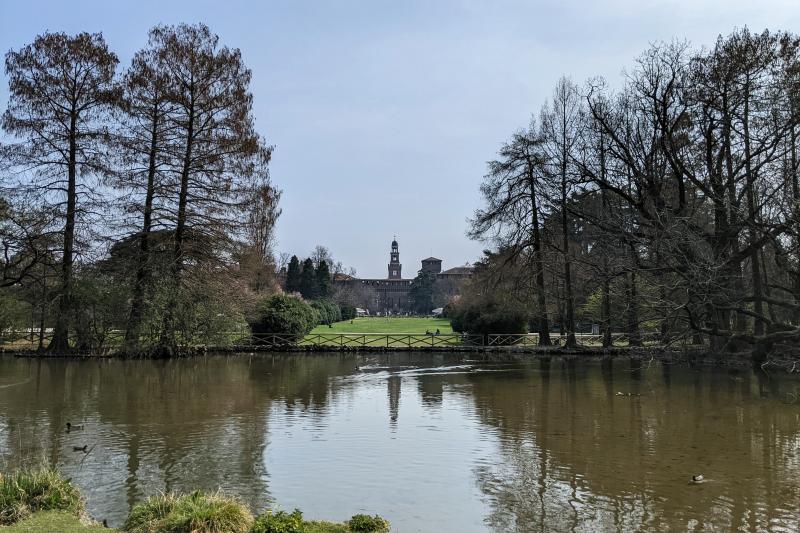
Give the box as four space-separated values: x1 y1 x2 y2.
417 376 444 407
387 375 401 426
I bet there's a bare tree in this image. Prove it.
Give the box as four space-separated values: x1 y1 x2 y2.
540 77 582 347
115 31 178 350
470 29 800 361
2 32 119 351
150 23 261 349
469 121 552 345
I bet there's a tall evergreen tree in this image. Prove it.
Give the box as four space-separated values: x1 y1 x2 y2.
285 255 301 293
299 258 318 300
409 269 436 314
315 260 331 299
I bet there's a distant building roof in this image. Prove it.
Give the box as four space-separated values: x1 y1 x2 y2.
333 273 355 281
439 266 473 276
421 257 442 262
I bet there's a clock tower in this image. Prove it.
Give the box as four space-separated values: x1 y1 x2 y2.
388 238 402 279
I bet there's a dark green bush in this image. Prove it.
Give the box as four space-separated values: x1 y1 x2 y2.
123 490 253 533
311 301 329 324
0 468 83 525
251 509 304 533
311 300 341 325
340 306 357 321
250 295 317 341
346 513 389 533
449 298 527 336
308 307 322 327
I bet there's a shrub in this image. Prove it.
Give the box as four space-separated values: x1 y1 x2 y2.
251 509 304 533
250 295 317 341
329 302 342 323
449 298 527 336
311 300 341 325
123 490 253 533
346 514 389 533
340 306 357 321
0 290 28 342
0 467 83 525
310 301 329 325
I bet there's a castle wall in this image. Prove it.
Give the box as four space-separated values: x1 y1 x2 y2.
332 240 471 314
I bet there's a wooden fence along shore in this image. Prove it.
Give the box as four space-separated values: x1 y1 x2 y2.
0 330 684 357
245 332 650 349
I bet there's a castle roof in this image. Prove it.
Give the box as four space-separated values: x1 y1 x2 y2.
439 266 473 276
421 257 442 262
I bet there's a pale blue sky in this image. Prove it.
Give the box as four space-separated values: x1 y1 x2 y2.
2 1 799 277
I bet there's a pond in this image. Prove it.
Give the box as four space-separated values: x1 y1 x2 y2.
0 354 798 531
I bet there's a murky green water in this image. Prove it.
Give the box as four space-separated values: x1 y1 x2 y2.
0 354 798 531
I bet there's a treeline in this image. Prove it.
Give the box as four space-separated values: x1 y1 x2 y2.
0 24 281 354
278 246 357 328
285 255 331 300
464 28 800 360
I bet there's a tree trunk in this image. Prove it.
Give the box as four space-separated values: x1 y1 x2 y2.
125 101 160 351
48 112 77 352
791 123 800 325
602 276 612 347
625 269 642 347
599 140 612 348
561 167 577 348
37 265 46 352
743 86 765 336
528 171 551 346
658 261 669 343
722 95 748 334
161 99 195 349
760 248 777 326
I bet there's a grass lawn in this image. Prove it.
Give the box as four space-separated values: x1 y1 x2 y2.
3 511 113 532
306 317 457 347
309 316 452 335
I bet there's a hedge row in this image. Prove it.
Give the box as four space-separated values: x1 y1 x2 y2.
249 295 354 340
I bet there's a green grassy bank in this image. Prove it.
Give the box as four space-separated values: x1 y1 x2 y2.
4 511 111 532
0 468 388 533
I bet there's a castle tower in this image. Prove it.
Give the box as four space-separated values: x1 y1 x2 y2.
421 257 442 275
388 238 402 279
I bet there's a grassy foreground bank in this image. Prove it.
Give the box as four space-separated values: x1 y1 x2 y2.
0 468 388 533
4 511 110 532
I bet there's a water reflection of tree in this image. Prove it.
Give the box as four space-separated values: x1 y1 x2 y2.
416 375 444 407
2 355 799 531
0 354 358 526
255 355 357 414
463 359 800 532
